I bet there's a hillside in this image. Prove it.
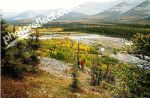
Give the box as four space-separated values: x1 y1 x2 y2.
57 12 87 21
9 10 38 20
4 0 150 24
123 0 150 18
88 0 149 23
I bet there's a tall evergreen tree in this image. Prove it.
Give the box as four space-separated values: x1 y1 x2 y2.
128 33 150 97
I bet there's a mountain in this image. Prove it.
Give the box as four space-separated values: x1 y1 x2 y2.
1 12 20 19
116 0 150 23
57 12 87 21
8 12 87 24
144 16 150 20
99 2 133 16
4 1 119 20
5 0 150 24
74 1 117 15
34 14 46 19
9 10 38 20
41 9 61 16
123 0 150 18
87 0 149 23
96 0 145 17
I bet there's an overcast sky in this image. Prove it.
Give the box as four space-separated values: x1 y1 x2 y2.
1 0 144 12
0 0 126 12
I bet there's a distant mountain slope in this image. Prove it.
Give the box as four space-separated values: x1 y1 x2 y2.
2 12 20 19
145 16 150 20
41 9 61 16
87 0 149 24
8 12 87 24
99 2 133 16
96 0 145 17
5 0 150 24
74 2 117 15
9 10 38 20
123 0 150 18
116 0 150 23
57 12 87 21
34 14 46 19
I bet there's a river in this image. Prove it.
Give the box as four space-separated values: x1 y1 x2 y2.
37 32 149 65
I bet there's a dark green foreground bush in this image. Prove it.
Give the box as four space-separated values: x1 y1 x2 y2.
2 64 37 80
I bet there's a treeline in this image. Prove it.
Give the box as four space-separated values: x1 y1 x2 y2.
43 22 150 39
115 23 150 29
45 22 150 29
63 26 150 39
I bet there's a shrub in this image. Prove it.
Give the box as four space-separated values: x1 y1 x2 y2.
2 64 24 79
70 65 79 93
90 65 102 86
29 54 40 67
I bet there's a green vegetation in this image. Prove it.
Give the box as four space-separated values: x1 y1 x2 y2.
38 38 97 67
44 23 150 39
64 26 149 39
1 18 40 79
1 18 150 98
130 33 150 63
70 65 79 93
128 34 150 97
90 65 102 86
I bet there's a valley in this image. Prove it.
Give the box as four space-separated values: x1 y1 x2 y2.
1 0 150 98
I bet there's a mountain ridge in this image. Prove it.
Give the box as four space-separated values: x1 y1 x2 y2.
4 0 150 24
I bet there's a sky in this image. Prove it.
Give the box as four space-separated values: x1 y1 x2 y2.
0 0 123 12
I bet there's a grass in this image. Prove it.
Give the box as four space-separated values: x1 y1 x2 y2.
2 69 113 98
26 70 71 98
1 75 28 98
